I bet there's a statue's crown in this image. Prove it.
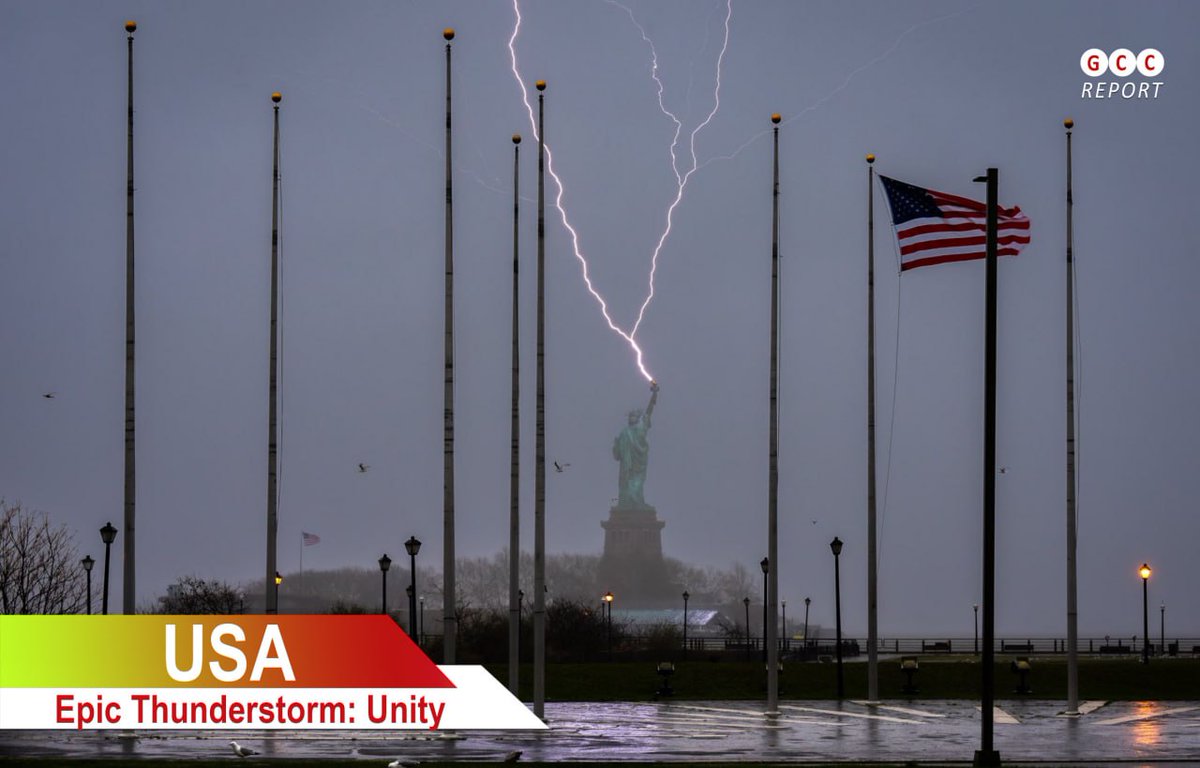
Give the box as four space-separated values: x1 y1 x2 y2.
628 409 642 419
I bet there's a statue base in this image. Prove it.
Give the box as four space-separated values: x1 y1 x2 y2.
599 505 676 608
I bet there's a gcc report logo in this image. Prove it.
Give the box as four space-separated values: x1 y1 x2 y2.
1080 48 1164 100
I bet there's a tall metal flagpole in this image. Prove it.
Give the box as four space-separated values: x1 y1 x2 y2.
766 113 781 713
509 133 522 695
442 27 458 663
865 153 879 702
266 91 282 614
973 167 1000 768
1064 117 1079 715
122 20 137 615
533 80 548 719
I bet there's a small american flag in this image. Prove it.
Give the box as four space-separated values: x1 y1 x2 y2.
302 531 320 546
880 176 1030 271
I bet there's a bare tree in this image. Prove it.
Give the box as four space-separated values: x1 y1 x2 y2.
155 576 245 614
0 501 88 614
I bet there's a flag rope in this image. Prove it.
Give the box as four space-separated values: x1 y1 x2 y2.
876 172 904 573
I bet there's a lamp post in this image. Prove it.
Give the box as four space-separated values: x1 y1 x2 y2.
760 557 769 662
830 536 844 698
1160 603 1165 657
1139 563 1151 664
603 591 614 661
419 595 425 645
378 554 391 615
405 536 421 638
803 597 811 655
743 597 751 661
682 591 690 657
782 600 788 652
99 522 117 615
406 584 414 633
974 603 979 656
81 556 94 615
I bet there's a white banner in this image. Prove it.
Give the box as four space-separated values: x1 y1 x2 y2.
0 666 545 730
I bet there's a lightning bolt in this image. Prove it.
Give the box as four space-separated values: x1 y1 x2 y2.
509 0 732 381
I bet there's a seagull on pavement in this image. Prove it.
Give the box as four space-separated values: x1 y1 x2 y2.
388 760 419 768
229 741 259 757
503 750 523 762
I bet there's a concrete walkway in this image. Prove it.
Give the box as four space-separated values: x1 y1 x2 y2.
2 699 1198 763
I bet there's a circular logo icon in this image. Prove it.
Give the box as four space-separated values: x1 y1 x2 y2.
1137 48 1164 77
1108 48 1136 77
1080 49 1107 77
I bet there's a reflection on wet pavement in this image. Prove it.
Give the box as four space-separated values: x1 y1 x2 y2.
1 699 1198 762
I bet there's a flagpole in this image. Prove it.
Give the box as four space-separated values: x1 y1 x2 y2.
973 167 1000 768
765 113 781 714
533 80 548 720
266 91 282 614
442 27 458 663
1064 117 1079 715
865 153 879 703
121 20 138 615
509 132 522 696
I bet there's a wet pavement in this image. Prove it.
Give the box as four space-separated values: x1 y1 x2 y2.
2 699 1198 763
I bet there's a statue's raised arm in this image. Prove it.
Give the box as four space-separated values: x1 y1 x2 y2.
644 380 659 426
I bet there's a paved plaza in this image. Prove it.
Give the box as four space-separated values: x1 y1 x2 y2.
2 699 1198 763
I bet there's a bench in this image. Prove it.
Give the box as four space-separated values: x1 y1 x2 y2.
922 640 952 653
1099 644 1129 654
1001 642 1033 653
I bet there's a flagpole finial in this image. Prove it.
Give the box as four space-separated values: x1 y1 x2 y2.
271 92 282 104
124 20 137 33
1063 117 1074 129
536 80 546 91
512 134 522 144
866 153 875 164
443 28 455 41
771 113 782 124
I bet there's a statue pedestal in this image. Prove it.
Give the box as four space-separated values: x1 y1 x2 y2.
599 506 675 608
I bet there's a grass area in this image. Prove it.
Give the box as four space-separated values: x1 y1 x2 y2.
486 655 1200 701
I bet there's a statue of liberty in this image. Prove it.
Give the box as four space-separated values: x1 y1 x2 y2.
612 381 659 508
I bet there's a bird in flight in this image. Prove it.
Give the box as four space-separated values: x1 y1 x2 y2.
42 392 56 399
553 461 570 473
229 741 259 758
358 463 370 473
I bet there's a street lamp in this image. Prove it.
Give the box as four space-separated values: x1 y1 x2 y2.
378 554 391 615
1160 603 1165 657
803 597 811 655
406 584 414 632
830 536 844 698
782 600 788 652
974 603 980 656
405 536 421 638
682 590 690 658
743 597 751 661
760 557 769 662
419 595 425 645
603 591 614 661
99 522 117 615
1139 563 1151 664
81 556 94 615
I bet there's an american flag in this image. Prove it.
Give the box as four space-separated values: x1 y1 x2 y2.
880 176 1031 271
301 531 320 546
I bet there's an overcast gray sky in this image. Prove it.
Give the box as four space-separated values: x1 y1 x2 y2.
2 0 1197 637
